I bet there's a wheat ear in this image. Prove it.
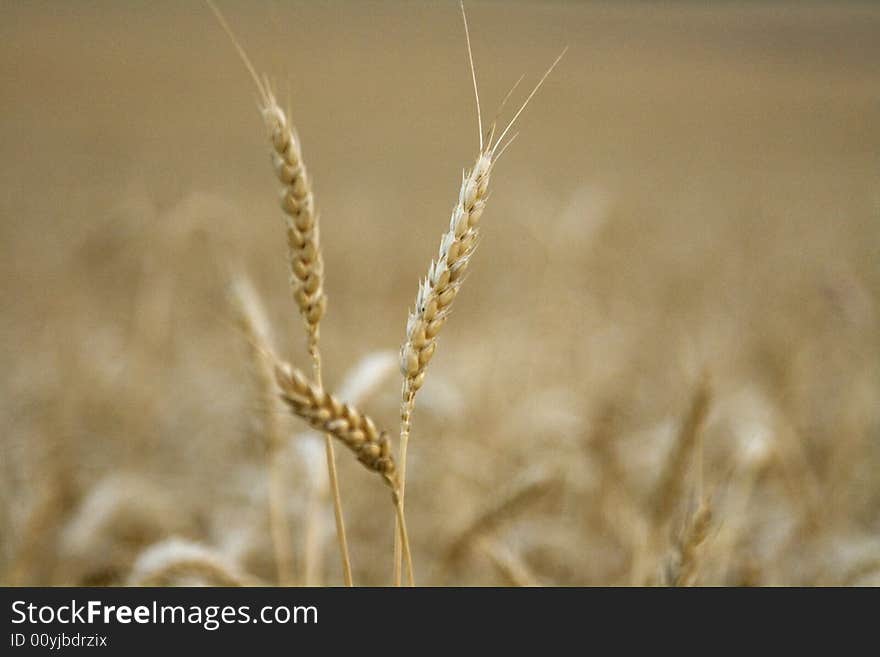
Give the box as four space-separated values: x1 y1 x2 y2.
275 361 414 585
651 377 711 529
229 274 294 585
634 377 711 585
671 499 712 586
208 1 352 586
394 2 566 585
129 539 262 587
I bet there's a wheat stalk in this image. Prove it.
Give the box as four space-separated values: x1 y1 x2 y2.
393 1 566 585
208 1 353 586
296 352 396 585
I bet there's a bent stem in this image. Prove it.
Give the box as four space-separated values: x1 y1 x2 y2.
309 334 354 587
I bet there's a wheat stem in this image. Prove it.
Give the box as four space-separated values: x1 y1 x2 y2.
392 390 414 586
392 487 415 587
308 336 354 587
267 449 294 585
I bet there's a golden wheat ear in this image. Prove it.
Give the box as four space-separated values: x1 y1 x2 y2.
208 1 326 340
275 360 415 585
393 2 567 587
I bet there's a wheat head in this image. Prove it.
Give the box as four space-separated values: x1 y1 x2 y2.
264 97 327 342
275 361 396 485
393 4 566 584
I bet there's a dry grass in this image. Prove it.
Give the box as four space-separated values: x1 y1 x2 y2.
1 1 879 587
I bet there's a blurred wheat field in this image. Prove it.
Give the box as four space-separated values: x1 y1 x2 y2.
2 1 879 586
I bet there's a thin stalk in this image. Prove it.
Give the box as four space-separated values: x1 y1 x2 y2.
392 485 415 587
309 333 354 587
267 448 294 585
393 390 414 586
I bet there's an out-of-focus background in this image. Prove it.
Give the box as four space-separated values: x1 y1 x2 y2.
2 1 879 586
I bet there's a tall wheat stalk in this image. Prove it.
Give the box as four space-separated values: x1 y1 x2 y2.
393 2 566 585
209 1 353 586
